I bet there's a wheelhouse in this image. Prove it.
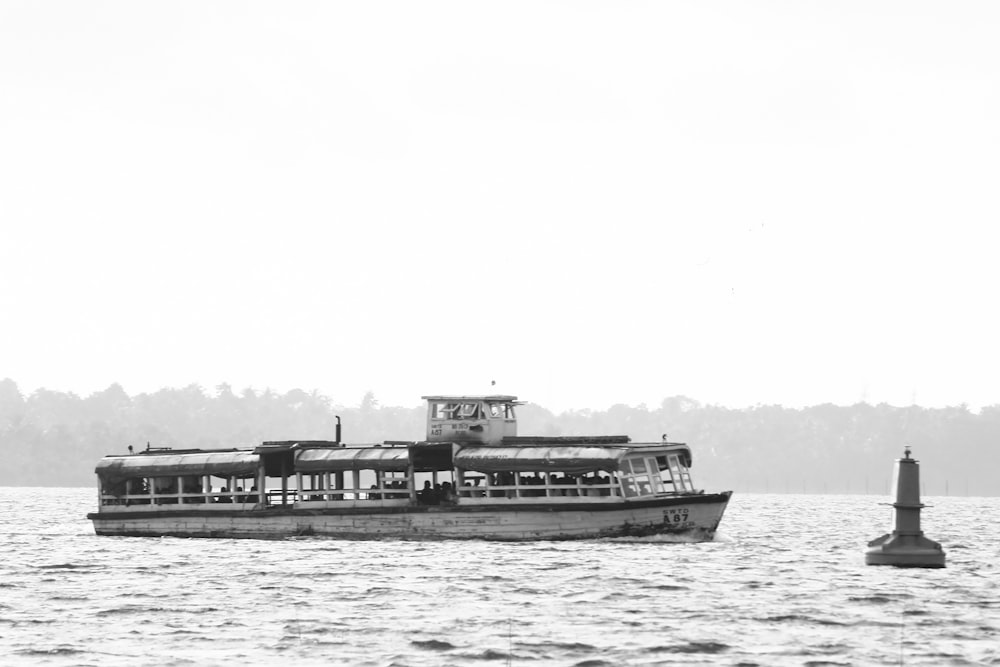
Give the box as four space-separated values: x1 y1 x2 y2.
422 394 520 445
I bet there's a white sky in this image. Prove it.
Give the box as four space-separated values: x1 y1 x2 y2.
2 1 998 411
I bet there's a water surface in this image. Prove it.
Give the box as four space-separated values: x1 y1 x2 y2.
1 489 997 665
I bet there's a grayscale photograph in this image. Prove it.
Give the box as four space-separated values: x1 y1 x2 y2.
1 1 998 665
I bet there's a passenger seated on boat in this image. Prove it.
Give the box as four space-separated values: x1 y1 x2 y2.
418 480 438 505
369 484 381 500
491 472 515 498
558 474 578 497
532 473 547 497
155 479 179 504
440 482 456 504
516 475 534 497
593 474 607 496
548 475 565 497
236 486 246 503
182 477 203 503
216 486 232 503
600 475 613 496
125 479 149 505
246 485 259 504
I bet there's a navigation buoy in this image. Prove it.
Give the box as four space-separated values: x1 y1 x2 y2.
865 447 945 568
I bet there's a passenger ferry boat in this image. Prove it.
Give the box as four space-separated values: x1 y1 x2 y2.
88 395 731 541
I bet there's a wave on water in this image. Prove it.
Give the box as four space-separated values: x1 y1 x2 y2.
410 639 456 650
760 613 849 626
15 647 84 656
600 533 706 544
646 641 730 654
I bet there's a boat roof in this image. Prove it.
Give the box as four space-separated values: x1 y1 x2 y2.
502 435 630 445
421 395 520 402
456 442 692 472
296 446 410 472
92 440 692 481
95 450 259 484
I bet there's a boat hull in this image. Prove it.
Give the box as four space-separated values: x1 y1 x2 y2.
88 491 731 541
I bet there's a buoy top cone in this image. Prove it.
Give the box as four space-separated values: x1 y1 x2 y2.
865 447 945 568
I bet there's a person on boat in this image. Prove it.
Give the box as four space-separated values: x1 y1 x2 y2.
183 477 204 503
531 473 546 497
217 486 232 503
157 478 179 504
600 475 613 496
440 482 455 504
418 480 435 505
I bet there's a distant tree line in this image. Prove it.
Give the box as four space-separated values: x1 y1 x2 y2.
0 378 995 495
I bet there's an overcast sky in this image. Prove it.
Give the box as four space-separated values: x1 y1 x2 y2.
2 1 998 412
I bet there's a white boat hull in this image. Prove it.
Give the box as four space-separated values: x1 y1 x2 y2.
88 492 731 541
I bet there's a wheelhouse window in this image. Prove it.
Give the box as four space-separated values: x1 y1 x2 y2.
430 402 454 420
488 403 515 419
458 403 483 419
430 401 485 420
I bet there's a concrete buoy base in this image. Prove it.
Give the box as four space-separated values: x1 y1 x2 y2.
865 447 946 568
865 532 945 568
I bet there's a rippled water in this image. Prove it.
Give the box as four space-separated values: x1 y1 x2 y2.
1 488 998 666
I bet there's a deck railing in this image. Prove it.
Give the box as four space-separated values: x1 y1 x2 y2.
458 482 620 499
99 489 261 507
99 471 686 509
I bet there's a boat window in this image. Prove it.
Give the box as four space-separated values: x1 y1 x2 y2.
431 402 460 419
430 402 485 419
456 403 482 420
646 457 666 493
655 456 674 489
620 457 655 497
666 454 692 492
295 469 413 503
488 403 515 419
